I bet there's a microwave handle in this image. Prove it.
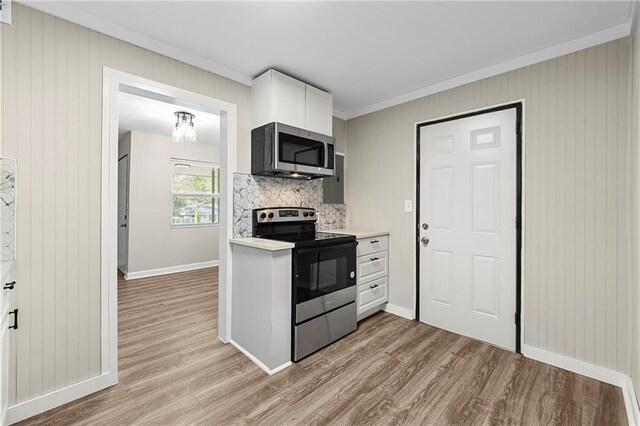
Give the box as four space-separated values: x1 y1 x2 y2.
295 241 357 255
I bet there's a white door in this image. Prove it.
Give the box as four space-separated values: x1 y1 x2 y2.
117 156 129 273
419 108 518 351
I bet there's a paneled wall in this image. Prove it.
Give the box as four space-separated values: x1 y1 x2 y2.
346 38 633 374
0 4 251 404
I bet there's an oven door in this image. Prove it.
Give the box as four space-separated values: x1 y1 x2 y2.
274 123 335 177
293 241 357 323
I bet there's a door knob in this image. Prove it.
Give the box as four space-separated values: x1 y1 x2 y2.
422 223 429 230
120 224 127 228
420 237 429 246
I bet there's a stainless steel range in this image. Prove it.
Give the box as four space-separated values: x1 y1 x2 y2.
252 207 357 361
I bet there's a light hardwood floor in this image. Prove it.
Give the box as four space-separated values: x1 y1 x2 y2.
20 267 627 425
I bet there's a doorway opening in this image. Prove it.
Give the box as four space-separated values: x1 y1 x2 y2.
415 102 523 352
102 69 237 386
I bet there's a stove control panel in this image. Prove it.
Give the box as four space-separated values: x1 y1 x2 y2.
253 207 316 224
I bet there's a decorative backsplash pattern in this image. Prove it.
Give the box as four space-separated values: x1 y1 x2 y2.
1 158 16 261
233 173 346 237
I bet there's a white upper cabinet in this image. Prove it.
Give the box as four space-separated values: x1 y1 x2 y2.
305 85 333 136
252 70 333 136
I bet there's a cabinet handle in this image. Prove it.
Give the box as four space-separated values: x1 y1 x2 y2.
370 284 379 289
370 257 379 262
370 240 379 244
9 309 18 330
4 281 15 290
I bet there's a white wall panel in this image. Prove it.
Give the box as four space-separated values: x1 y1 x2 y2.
346 37 633 374
1 4 251 405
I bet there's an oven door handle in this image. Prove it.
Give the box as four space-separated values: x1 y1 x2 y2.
295 241 358 255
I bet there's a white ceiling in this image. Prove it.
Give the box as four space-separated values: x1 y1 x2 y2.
28 1 636 119
118 91 220 143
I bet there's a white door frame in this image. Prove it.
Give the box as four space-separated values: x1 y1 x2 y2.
413 99 526 352
101 67 237 385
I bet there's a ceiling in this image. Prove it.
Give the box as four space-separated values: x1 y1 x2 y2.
118 91 220 143
27 1 636 119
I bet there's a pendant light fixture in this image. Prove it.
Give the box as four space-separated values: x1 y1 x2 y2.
172 111 197 143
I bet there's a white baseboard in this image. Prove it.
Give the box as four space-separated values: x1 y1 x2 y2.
384 303 414 320
7 373 112 425
229 339 291 376
523 344 639 425
124 260 219 280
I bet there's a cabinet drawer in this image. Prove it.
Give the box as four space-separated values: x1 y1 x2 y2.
357 251 388 285
357 235 389 257
357 277 388 314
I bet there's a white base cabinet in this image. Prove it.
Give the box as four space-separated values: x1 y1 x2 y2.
355 235 389 321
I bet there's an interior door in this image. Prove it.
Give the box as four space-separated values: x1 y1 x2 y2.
117 156 129 273
418 107 518 351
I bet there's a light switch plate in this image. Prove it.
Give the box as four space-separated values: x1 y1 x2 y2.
0 0 12 25
404 200 413 213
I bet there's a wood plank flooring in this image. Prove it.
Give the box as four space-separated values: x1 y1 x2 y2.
20 267 627 425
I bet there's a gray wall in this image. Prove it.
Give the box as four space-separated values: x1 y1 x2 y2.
346 38 634 374
0 4 250 404
123 131 220 275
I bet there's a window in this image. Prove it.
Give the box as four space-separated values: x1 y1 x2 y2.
171 160 219 226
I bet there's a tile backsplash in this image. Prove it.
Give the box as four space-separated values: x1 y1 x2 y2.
233 173 346 237
1 158 16 262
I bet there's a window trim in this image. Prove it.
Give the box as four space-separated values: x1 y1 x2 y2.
171 158 220 227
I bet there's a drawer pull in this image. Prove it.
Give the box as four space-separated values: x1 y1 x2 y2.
370 240 379 244
370 257 379 262
9 309 18 330
4 281 15 290
370 284 379 289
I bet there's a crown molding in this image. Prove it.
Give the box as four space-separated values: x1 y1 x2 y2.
20 0 254 86
345 18 634 120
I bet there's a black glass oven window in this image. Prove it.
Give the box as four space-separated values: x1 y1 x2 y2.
279 132 324 167
294 243 355 304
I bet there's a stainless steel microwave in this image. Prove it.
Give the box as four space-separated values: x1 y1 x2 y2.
251 122 335 179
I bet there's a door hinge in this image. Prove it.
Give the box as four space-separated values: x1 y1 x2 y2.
515 312 520 325
515 216 520 229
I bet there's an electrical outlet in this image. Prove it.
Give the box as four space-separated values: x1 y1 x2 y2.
404 200 413 213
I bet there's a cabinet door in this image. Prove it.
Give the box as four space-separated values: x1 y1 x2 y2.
272 71 306 128
305 85 333 136
323 154 344 204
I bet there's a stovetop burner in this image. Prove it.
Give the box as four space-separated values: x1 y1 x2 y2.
252 208 354 248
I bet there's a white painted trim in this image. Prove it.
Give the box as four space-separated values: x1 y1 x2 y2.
523 345 640 425
20 0 634 122
229 339 291 376
347 22 632 119
20 1 252 86
102 68 237 395
384 303 414 320
7 374 111 425
623 376 640 426
523 344 628 386
333 110 347 121
124 260 219 280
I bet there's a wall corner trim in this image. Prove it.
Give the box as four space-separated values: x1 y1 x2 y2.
229 339 291 376
7 373 112 425
384 303 414 320
522 345 639 425
124 260 219 280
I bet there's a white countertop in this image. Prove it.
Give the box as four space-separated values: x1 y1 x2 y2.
229 237 294 251
324 228 390 239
